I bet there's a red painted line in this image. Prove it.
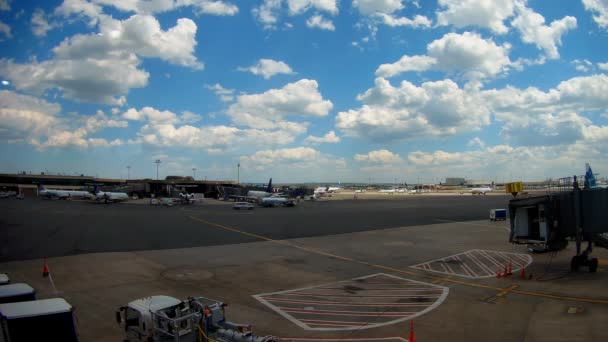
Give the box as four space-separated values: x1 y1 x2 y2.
279 307 415 317
317 287 440 291
279 293 442 298
301 319 371 327
261 297 431 307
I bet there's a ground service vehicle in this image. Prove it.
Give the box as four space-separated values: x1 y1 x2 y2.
233 202 254 210
0 298 79 341
116 296 278 342
0 284 35 304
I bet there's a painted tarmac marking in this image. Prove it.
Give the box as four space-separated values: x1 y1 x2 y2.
254 273 448 331
411 249 532 279
188 215 608 304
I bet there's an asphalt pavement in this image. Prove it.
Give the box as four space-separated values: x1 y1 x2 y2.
0 195 511 261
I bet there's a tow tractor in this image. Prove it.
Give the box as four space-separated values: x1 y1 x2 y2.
116 296 279 342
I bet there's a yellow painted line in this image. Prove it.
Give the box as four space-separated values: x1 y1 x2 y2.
432 275 453 284
188 215 608 305
598 259 608 266
496 285 519 297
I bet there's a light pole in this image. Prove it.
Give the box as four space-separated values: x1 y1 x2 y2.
127 165 131 180
155 159 162 180
192 167 197 180
237 163 240 184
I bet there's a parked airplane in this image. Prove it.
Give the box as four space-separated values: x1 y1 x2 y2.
379 189 396 194
0 190 17 198
261 196 296 207
246 178 276 200
38 185 92 199
471 187 493 195
93 185 129 203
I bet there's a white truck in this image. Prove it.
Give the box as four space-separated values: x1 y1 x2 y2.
116 296 278 342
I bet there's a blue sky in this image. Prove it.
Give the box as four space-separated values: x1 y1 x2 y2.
0 0 607 183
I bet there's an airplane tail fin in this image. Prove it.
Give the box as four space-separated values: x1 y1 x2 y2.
266 178 273 193
93 185 100 194
585 163 597 188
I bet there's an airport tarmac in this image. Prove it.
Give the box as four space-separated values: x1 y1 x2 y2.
1 196 608 341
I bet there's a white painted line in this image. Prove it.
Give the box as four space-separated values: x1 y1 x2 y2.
253 273 449 331
279 307 416 317
410 249 533 279
434 218 511 232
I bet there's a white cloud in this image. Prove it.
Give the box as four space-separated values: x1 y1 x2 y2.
375 13 431 28
228 79 333 128
242 147 320 165
306 14 335 30
238 59 295 79
0 14 202 105
354 149 402 164
0 20 10 40
0 90 128 149
205 83 235 102
122 107 180 124
511 3 577 59
180 111 202 124
0 0 10 11
582 0 608 29
70 0 238 16
336 77 490 142
353 0 403 15
572 59 593 72
436 0 517 34
31 8 54 37
598 62 608 71
376 55 437 78
304 130 340 144
375 32 512 83
55 0 103 26
252 0 338 30
467 137 485 148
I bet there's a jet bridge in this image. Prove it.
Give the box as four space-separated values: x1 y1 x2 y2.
509 178 608 272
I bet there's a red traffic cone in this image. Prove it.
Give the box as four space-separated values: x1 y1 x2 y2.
519 267 526 279
507 260 513 276
409 320 416 342
496 268 502 278
503 263 509 277
42 258 49 277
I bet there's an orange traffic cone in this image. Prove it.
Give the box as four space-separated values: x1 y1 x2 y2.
519 267 526 279
409 320 416 342
503 263 509 277
42 258 49 277
507 261 513 276
496 268 502 278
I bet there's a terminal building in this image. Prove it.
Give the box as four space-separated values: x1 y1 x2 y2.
0 173 239 199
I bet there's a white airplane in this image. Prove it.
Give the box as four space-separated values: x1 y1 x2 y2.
247 178 279 200
470 187 493 195
94 185 129 203
0 190 17 198
38 185 93 199
379 188 396 194
261 196 296 207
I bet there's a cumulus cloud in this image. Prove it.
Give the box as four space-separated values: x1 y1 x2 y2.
31 8 53 37
354 149 402 164
238 59 295 79
353 0 403 15
0 0 10 11
0 90 128 149
582 0 608 29
598 62 608 71
304 130 340 144
375 32 511 83
511 3 577 59
572 59 593 72
436 0 516 34
0 20 10 40
0 14 201 105
227 79 333 129
467 137 485 148
306 14 335 30
205 83 235 102
252 0 338 30
336 77 490 142
375 13 431 28
64 0 238 16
